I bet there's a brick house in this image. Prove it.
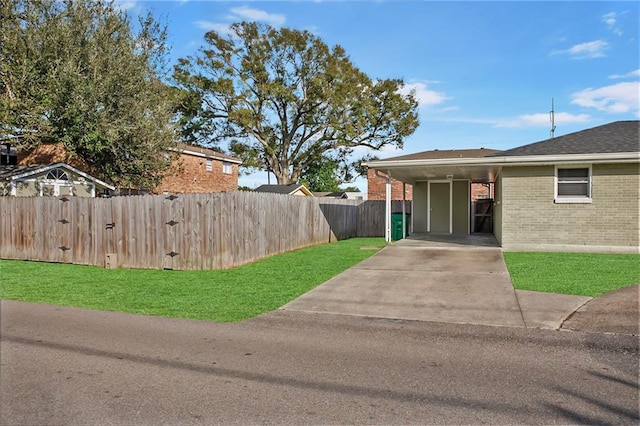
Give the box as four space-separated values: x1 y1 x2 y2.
14 142 242 195
365 121 639 252
157 144 241 194
367 169 413 200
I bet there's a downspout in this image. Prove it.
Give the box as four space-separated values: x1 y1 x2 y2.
385 175 391 243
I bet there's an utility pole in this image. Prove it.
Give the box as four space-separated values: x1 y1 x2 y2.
550 98 557 139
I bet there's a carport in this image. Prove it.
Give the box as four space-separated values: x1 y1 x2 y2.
365 149 501 242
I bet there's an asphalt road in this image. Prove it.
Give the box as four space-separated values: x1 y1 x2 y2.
1 300 638 425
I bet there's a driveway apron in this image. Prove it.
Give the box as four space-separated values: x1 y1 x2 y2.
283 238 527 328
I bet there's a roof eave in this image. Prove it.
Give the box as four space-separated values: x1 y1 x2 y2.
170 147 243 164
8 163 116 190
365 152 640 169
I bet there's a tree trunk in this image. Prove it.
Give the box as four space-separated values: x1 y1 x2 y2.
271 161 296 185
275 174 296 185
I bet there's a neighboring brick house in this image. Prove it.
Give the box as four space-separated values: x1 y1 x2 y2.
17 141 92 171
367 169 413 200
14 142 242 194
366 121 640 252
157 144 241 194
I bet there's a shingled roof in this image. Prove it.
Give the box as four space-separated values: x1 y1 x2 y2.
381 148 501 161
174 143 242 164
0 164 47 180
491 121 639 157
253 184 313 196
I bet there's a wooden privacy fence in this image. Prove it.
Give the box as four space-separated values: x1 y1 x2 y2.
0 192 337 270
0 193 411 270
318 199 412 239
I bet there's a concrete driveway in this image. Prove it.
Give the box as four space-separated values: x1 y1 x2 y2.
283 234 591 329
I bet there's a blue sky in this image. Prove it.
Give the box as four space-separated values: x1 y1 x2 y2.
122 1 639 190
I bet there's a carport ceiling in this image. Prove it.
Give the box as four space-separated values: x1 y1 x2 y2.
367 148 502 184
377 164 500 184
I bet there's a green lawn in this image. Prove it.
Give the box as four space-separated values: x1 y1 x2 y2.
0 238 385 322
4 244 637 321
503 252 640 297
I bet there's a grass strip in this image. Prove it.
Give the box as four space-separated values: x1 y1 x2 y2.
503 252 640 297
0 238 385 322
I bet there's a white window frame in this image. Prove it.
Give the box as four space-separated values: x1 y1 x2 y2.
205 159 213 172
554 165 592 204
222 161 232 175
38 179 75 197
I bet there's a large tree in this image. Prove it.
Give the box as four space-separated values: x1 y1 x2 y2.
174 22 419 185
0 0 178 189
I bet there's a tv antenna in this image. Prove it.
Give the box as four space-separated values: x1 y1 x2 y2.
550 98 556 139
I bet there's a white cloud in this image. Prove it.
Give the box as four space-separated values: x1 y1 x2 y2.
609 69 640 79
571 81 640 114
115 1 136 11
602 12 623 36
351 143 405 160
195 6 286 37
602 12 617 27
435 106 460 113
553 40 609 59
229 6 286 27
399 82 449 108
496 113 591 128
195 21 233 35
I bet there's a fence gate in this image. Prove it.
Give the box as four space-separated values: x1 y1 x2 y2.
473 199 493 233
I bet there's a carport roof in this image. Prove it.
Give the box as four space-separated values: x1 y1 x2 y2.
365 121 640 184
380 148 501 161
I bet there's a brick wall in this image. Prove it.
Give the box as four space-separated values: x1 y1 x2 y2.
471 182 493 201
17 143 239 194
155 153 238 194
499 164 639 252
18 143 90 171
367 169 413 200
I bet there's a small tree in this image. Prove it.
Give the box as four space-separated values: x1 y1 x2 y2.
1 0 178 189
299 157 341 193
174 22 419 185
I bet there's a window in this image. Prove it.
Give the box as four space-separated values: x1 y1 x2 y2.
555 166 591 203
205 159 212 172
45 168 69 180
222 161 232 175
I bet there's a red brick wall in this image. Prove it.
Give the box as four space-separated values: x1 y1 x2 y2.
367 169 413 200
17 143 239 194
18 143 90 171
155 153 238 194
471 183 494 201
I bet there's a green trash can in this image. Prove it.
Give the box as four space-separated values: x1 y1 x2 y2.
391 213 410 241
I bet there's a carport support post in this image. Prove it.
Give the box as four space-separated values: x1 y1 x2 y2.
385 175 392 243
402 182 406 239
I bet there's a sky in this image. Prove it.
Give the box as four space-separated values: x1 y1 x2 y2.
121 1 639 191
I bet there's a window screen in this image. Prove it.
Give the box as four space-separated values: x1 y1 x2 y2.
222 162 232 174
557 168 590 198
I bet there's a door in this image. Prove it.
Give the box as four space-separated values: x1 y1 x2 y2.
429 182 450 233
